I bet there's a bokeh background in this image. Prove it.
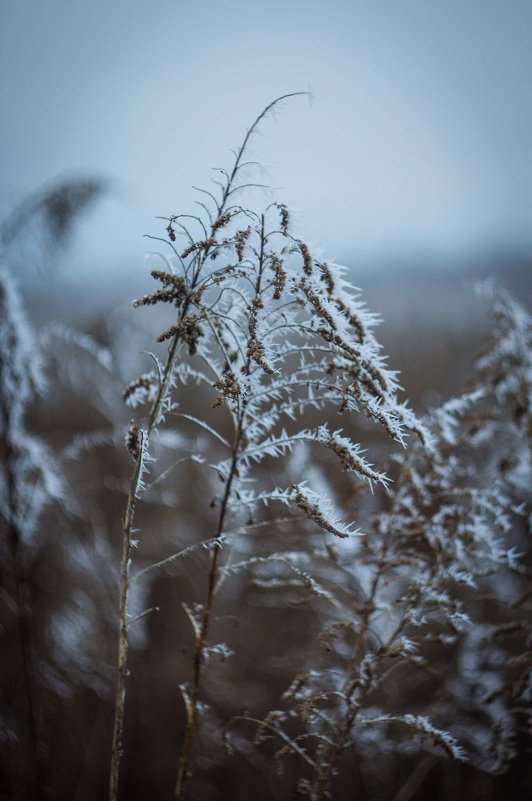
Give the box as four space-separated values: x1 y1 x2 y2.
2 0 532 298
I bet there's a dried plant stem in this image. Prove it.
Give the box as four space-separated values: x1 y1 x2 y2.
108 317 188 801
213 93 306 218
147 320 186 436
109 170 215 801
174 441 241 800
108 441 144 801
108 203 225 796
175 216 267 799
111 99 305 798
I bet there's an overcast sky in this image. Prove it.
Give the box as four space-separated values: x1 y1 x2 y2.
2 0 532 280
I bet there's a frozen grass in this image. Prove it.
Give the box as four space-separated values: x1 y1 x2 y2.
1 99 530 801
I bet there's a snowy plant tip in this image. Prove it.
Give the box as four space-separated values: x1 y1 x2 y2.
0 266 63 544
126 196 431 456
358 713 467 761
291 484 359 538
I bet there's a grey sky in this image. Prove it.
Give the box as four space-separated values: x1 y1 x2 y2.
2 0 532 277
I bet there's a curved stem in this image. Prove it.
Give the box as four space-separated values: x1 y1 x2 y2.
108 303 189 801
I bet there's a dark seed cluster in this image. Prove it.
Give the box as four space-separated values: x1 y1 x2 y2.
243 297 273 375
234 227 252 262
157 314 203 354
180 238 216 260
297 240 313 277
133 271 187 309
269 254 286 300
125 423 140 460
212 370 241 408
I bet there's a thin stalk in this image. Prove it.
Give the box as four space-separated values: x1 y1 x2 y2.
214 93 306 219
174 436 242 799
175 215 267 800
110 99 303 797
108 296 190 801
108 440 144 801
310 546 391 801
108 143 240 797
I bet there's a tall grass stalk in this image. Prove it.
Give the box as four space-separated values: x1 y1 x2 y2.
108 93 307 801
116 95 431 800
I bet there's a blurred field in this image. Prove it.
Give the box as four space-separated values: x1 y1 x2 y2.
1 252 530 800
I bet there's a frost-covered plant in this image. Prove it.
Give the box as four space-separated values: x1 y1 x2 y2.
0 266 128 800
109 96 429 800
0 179 116 800
0 266 62 798
445 285 531 775
231 284 531 799
0 269 60 542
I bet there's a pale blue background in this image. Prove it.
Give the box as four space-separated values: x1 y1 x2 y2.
2 0 532 282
